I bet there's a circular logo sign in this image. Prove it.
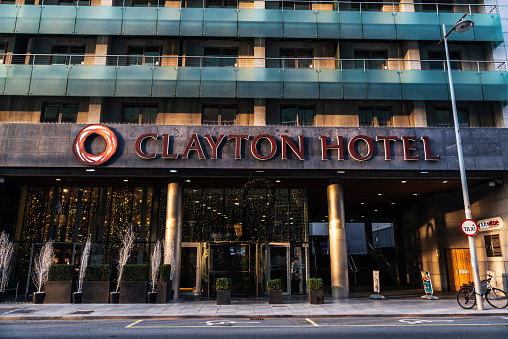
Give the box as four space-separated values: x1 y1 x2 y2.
461 219 479 237
73 124 118 166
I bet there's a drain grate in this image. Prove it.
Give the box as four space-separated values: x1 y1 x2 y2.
10 309 35 314
271 305 286 307
250 317 264 320
71 310 94 315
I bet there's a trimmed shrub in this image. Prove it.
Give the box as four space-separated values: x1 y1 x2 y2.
159 264 171 282
309 278 324 291
122 264 148 282
216 278 232 290
84 264 113 281
48 264 75 281
267 279 282 291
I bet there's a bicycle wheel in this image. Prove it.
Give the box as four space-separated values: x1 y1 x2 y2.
457 287 476 309
485 288 508 309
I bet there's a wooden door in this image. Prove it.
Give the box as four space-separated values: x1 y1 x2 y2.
446 249 473 292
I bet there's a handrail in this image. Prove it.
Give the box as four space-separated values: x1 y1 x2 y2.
367 243 397 284
0 1 498 14
347 254 358 285
1 54 506 72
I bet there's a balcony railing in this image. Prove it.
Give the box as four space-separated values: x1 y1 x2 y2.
1 54 507 101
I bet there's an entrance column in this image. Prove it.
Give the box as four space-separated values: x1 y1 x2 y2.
164 179 183 299
327 181 349 298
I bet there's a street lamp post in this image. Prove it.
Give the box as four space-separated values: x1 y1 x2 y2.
439 14 483 311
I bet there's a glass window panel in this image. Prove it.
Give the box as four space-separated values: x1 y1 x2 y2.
376 107 392 127
142 105 158 124
298 106 315 126
183 188 203 242
220 106 236 125
359 107 374 126
61 105 78 123
42 105 60 122
203 105 220 124
435 109 451 127
458 109 469 127
281 106 297 125
123 105 140 123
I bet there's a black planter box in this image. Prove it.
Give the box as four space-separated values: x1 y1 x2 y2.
216 289 231 305
156 280 173 304
33 292 45 304
44 281 73 303
82 281 111 303
0 291 6 303
147 292 157 303
110 292 119 304
268 290 282 304
119 281 147 303
309 290 324 304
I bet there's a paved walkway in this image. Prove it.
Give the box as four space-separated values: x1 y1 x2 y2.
1 291 507 320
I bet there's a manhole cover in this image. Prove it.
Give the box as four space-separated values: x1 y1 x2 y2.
10 309 35 314
71 310 94 315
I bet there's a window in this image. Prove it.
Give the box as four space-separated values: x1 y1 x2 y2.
351 0 383 11
123 104 158 124
358 107 392 127
0 43 7 65
206 0 237 8
354 50 387 70
485 234 502 257
41 103 79 123
128 46 161 66
281 106 315 126
428 51 461 70
51 46 85 65
280 1 310 10
280 49 313 69
202 105 237 125
434 107 469 127
204 48 237 67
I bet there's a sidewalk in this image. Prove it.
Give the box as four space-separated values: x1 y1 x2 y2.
1 290 507 320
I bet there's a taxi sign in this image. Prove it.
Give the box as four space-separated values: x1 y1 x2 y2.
461 219 478 236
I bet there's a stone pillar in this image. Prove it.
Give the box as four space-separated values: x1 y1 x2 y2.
94 36 109 66
399 0 415 12
327 181 349 298
411 100 427 127
403 41 421 71
254 98 266 126
254 38 265 68
164 180 183 299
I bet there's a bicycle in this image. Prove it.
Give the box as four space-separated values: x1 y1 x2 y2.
456 275 508 309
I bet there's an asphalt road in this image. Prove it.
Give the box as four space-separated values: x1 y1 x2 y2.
0 316 507 339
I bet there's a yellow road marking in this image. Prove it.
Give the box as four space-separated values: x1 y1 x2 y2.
126 323 506 329
306 318 319 327
125 320 143 328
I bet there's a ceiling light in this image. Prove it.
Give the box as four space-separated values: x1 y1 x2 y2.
401 180 406 184
391 202 395 205
374 210 378 212
420 171 429 174
185 179 191 183
86 169 95 172
361 216 365 218
337 170 345 174
361 202 365 205
413 193 418 196
256 170 264 173
123 179 128 182
442 180 448 184
378 193 382 196
56 178 61 181
169 170 178 173
276 180 281 183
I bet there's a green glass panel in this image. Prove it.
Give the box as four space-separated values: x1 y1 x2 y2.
180 8 203 37
400 70 449 101
15 5 42 34
67 66 116 97
122 7 157 36
342 69 365 99
0 4 18 33
362 12 395 40
439 13 474 41
200 67 236 97
316 10 339 39
318 69 342 99
238 9 282 38
394 12 440 40
471 13 503 43
156 7 181 36
115 66 152 97
39 5 76 34
365 70 401 100
450 71 482 101
30 65 68 96
236 68 282 98
75 6 122 35
0 64 7 95
151 66 176 97
4 65 31 95
283 69 319 99
339 11 362 39
175 67 200 97
203 8 237 37
480 71 507 101
283 10 317 39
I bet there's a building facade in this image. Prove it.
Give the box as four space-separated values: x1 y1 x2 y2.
0 0 508 298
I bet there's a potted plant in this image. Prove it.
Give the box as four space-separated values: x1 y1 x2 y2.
74 238 91 304
308 278 324 304
267 279 283 304
31 241 54 304
44 264 75 303
148 240 162 304
82 264 112 303
0 231 15 303
111 225 134 303
156 264 172 304
119 264 148 303
216 278 232 305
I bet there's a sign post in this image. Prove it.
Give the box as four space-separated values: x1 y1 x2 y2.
461 219 479 237
369 270 385 300
420 271 439 300
459 218 483 310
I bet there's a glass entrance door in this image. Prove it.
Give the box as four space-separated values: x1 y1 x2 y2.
180 243 202 296
267 243 291 295
209 243 251 296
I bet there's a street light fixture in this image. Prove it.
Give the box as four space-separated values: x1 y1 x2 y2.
439 14 483 311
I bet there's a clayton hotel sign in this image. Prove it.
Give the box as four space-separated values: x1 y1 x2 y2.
73 124 441 166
